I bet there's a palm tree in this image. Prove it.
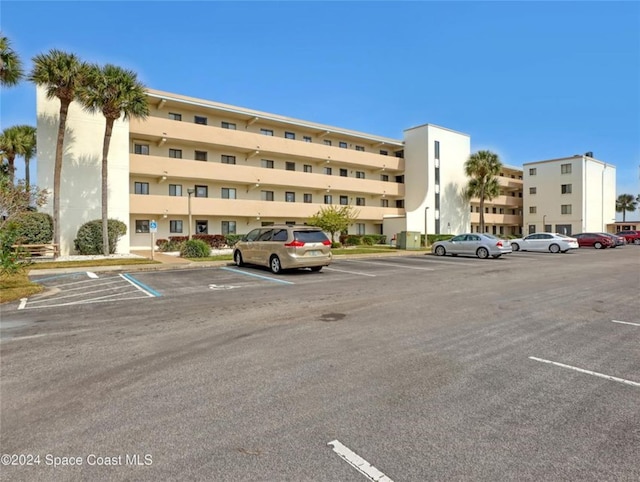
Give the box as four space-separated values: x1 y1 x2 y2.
464 150 503 233
18 125 36 190
0 125 26 183
0 34 23 86
29 50 90 257
615 194 638 222
78 64 149 255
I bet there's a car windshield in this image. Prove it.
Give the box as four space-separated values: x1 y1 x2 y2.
294 230 329 243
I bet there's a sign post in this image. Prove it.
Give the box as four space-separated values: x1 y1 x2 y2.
150 220 158 260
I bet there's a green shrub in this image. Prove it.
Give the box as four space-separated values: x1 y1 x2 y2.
362 235 377 246
193 234 227 248
0 221 32 275
74 219 127 255
225 234 244 246
331 242 342 249
180 239 210 258
12 212 53 244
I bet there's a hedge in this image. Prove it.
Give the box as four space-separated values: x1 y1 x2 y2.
12 212 53 244
74 219 127 255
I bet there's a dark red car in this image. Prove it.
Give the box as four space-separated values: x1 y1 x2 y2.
617 230 640 245
574 233 615 249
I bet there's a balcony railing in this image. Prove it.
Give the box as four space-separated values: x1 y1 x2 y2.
470 213 522 225
469 195 523 207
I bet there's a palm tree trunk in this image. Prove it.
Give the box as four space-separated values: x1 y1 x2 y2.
622 210 626 222
101 119 114 256
53 101 70 259
479 185 485 233
25 156 30 190
7 154 15 184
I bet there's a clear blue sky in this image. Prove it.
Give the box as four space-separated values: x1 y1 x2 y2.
2 1 639 201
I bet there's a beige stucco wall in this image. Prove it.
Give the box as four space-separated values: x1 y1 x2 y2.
36 87 130 255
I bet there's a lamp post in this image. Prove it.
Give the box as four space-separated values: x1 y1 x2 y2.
424 206 430 247
543 214 547 232
187 188 195 239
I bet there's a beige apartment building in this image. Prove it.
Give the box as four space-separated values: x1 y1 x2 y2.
36 88 471 254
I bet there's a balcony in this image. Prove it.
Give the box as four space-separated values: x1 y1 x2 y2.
130 195 403 221
470 195 523 207
130 155 404 197
130 117 404 171
470 213 522 225
497 177 523 190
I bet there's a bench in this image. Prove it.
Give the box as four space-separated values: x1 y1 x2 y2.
12 243 60 257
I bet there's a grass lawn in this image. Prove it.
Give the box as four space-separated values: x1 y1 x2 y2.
0 272 44 304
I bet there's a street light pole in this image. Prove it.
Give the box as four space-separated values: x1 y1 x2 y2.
543 214 547 232
187 188 195 239
424 206 430 247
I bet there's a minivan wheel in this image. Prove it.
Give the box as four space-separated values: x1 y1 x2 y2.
476 247 489 259
549 243 560 253
634 239 640 245
310 266 323 272
270 255 282 274
234 251 244 267
594 242 603 249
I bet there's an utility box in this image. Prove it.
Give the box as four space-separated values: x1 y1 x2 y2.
397 231 421 250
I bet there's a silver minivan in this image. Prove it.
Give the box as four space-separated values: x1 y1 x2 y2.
233 225 332 273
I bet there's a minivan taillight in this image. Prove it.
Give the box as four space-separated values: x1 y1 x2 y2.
322 239 332 246
285 240 305 247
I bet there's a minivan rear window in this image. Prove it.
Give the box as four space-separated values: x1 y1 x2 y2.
294 230 329 243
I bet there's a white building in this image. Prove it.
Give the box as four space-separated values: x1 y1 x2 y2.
523 154 616 235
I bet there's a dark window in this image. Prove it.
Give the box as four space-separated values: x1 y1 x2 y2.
561 184 572 194
221 121 236 129
294 230 329 243
339 141 347 149
195 185 208 197
134 182 149 195
530 187 537 194
262 159 274 169
260 128 274 136
285 132 295 140
356 197 365 206
323 167 332 175
194 115 207 125
356 171 365 179
195 150 208 161
529 206 537 214
381 199 389 207
170 220 183 233
380 150 388 156
285 192 295 202
303 136 312 143
221 188 236 199
135 220 149 233
169 184 182 196
222 221 236 235
221 155 236 164
196 220 208 234
303 193 312 203
355 146 364 152
169 112 182 121
286 162 295 171
272 229 288 241
434 141 440 160
561 163 572 174
395 175 404 183
324 195 332 204
561 204 572 214
381 174 389 182
134 143 149 155
304 164 312 173
396 199 404 208
529 167 537 175
323 140 332 146
261 191 274 201
340 169 348 177
169 149 182 159
340 196 348 205
434 167 440 184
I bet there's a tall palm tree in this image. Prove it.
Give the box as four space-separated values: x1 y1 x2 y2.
0 125 26 183
18 125 36 190
615 194 638 222
29 50 90 257
464 150 503 233
0 34 23 86
78 64 149 255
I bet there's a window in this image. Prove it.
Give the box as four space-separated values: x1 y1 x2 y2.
285 162 295 171
169 184 182 196
169 149 182 159
195 150 208 161
304 164 312 173
221 121 236 130
134 143 149 155
324 195 332 204
434 140 440 160
221 155 236 164
355 146 364 152
196 220 208 234
260 128 274 136
323 140 332 146
134 182 149 195
221 188 236 199
381 174 389 182
340 168 348 177
381 199 389 207
170 220 183 233
529 168 537 176
561 184 572 194
135 220 149 233
222 221 236 235
168 112 182 121
303 193 312 203
435 167 440 184
285 132 295 140
339 141 347 149
323 167 332 175
261 159 274 169
561 204 572 214
380 150 388 156
303 136 312 143
261 190 274 201
529 187 537 194
356 171 365 179
396 200 404 208
285 192 295 202
194 115 207 125
340 195 348 205
356 197 365 206
356 223 365 235
561 163 572 174
195 185 208 197
529 206 537 214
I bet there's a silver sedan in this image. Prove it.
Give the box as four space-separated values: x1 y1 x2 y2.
432 233 513 259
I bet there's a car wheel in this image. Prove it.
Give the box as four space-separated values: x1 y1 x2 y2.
434 245 446 256
309 266 323 272
594 242 603 249
549 243 560 253
476 247 489 259
512 243 520 251
233 250 244 267
492 254 501 259
634 239 640 245
270 255 282 274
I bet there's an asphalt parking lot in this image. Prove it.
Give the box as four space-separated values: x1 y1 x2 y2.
1 247 639 481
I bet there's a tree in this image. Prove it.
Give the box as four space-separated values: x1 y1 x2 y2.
29 50 91 257
0 126 24 183
308 205 359 245
0 172 48 222
615 194 638 222
78 64 149 255
0 34 23 86
18 125 36 190
463 150 503 233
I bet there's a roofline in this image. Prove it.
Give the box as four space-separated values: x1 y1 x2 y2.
403 122 470 138
523 155 614 168
146 88 404 147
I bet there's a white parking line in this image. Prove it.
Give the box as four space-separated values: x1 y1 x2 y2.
86 271 99 279
328 440 393 482
345 259 434 271
324 267 376 277
529 356 640 388
612 320 640 327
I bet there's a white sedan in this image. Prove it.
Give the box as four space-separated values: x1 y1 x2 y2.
511 233 579 253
